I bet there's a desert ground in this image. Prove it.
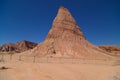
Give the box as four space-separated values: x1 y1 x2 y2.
0 54 120 80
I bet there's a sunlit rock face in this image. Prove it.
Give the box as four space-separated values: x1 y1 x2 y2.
26 6 113 59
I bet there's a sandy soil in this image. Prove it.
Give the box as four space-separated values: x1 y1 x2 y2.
0 59 120 80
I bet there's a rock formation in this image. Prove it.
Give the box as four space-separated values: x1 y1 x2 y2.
23 6 113 59
16 40 38 52
0 43 16 52
99 46 120 56
0 40 37 53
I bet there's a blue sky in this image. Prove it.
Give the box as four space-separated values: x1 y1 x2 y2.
0 0 120 46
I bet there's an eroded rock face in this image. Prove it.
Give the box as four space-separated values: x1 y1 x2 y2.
0 40 37 53
16 40 38 52
23 6 113 59
99 46 120 56
0 43 16 52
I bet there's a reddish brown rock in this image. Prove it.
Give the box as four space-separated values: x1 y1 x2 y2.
23 6 113 59
0 40 37 53
99 46 120 56
0 43 16 52
16 40 38 52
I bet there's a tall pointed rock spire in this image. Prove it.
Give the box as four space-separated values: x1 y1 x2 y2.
53 6 76 25
46 6 85 41
22 6 113 59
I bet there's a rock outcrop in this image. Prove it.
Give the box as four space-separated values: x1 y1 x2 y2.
0 43 16 52
0 40 37 53
16 40 38 52
99 46 120 56
22 6 113 59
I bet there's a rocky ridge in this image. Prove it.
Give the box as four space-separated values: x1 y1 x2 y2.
0 40 37 53
99 46 120 56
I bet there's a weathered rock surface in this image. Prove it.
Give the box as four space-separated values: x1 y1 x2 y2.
0 40 37 53
23 6 113 59
99 46 120 56
16 40 38 52
0 43 16 52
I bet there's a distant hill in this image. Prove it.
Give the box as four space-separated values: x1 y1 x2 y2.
0 40 37 53
99 46 120 56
